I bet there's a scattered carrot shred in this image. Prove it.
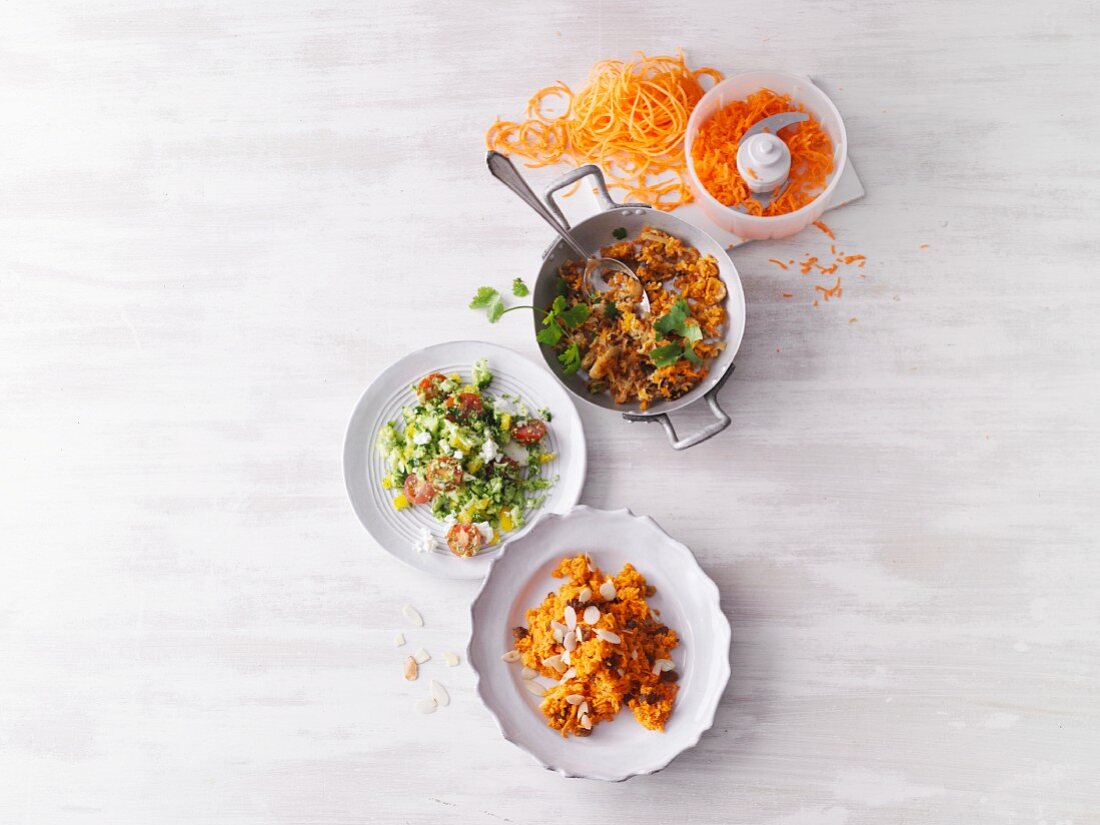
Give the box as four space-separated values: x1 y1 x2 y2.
919 243 930 249
692 89 833 216
768 258 789 270
848 318 858 323
814 277 842 301
486 51 722 211
782 293 793 298
813 220 836 239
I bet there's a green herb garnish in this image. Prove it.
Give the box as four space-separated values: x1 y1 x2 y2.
470 286 505 323
558 341 581 374
612 227 628 240
649 298 703 366
512 277 529 297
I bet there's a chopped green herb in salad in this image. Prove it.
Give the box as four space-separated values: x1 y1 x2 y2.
377 359 556 558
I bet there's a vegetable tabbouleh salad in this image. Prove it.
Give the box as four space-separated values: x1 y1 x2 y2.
377 360 556 558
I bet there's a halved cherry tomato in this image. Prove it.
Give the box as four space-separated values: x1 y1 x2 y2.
416 373 447 401
403 473 435 504
443 392 485 421
446 523 483 558
512 420 547 445
425 456 464 492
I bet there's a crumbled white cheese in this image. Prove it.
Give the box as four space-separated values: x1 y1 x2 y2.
480 438 499 463
474 522 494 544
452 450 465 461
412 431 431 446
412 527 436 555
503 440 529 466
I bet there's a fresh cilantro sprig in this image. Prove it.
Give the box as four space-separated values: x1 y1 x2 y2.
649 298 703 367
469 286 506 323
470 286 591 375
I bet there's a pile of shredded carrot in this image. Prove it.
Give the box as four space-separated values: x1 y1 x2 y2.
692 89 834 216
486 51 722 210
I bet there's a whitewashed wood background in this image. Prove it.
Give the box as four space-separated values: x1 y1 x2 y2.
1 2 1098 823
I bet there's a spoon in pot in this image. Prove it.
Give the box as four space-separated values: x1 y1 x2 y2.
486 151 650 315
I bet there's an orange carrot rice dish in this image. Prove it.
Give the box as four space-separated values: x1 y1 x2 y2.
505 554 680 737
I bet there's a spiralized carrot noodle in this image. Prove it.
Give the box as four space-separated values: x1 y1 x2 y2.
486 51 722 211
692 89 834 217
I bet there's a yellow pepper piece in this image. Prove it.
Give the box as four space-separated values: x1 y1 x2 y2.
467 457 484 474
403 444 414 459
448 373 461 381
392 494 410 511
500 413 512 432
538 452 557 464
461 384 477 395
404 424 415 439
499 508 514 532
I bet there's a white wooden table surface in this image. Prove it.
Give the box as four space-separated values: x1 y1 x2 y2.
2 2 1098 823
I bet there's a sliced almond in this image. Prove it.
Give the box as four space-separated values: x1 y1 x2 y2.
394 632 406 647
551 627 564 644
561 649 571 666
583 605 600 625
594 628 621 644
402 604 424 627
579 587 592 602
413 648 430 664
599 580 617 601
550 619 568 634
525 681 547 697
404 656 418 681
563 630 577 652
430 679 450 707
579 700 589 716
652 658 675 674
521 666 538 680
580 713 593 730
564 605 577 630
566 694 585 705
416 697 437 714
541 654 564 673
443 651 460 667
559 667 576 683
575 626 584 643
501 649 521 663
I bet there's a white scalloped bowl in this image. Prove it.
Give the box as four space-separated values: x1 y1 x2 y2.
468 506 731 781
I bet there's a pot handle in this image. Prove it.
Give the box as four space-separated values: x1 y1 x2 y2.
622 364 735 450
543 164 621 229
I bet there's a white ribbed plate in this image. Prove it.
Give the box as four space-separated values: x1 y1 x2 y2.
343 341 586 580
468 506 731 780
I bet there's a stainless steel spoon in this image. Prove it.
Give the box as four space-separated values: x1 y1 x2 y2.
486 151 650 315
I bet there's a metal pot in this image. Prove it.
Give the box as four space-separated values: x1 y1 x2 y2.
530 165 746 450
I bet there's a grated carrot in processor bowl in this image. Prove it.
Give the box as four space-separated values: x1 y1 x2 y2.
691 88 834 216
